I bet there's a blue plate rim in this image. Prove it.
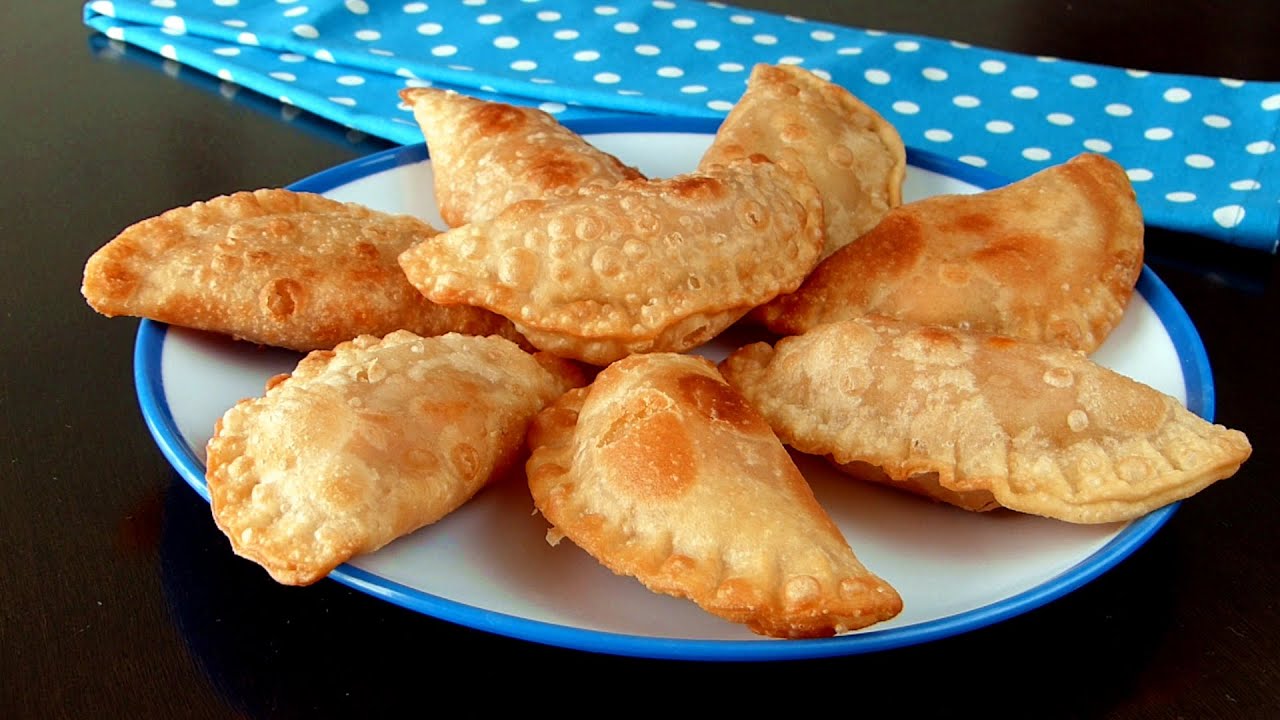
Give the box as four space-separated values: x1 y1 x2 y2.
134 115 1200 661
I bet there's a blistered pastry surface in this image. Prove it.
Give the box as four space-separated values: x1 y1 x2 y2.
721 318 1251 523
756 153 1145 354
401 87 643 227
526 353 902 638
81 189 521 351
399 159 825 364
701 63 906 259
207 331 581 585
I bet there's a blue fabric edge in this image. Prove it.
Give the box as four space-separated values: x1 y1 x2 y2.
82 5 1280 252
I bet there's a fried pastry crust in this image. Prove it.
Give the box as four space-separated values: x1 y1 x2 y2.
82 189 522 351
526 353 903 638
400 87 643 227
207 331 584 585
399 158 825 365
755 153 1144 353
701 63 905 259
720 318 1252 524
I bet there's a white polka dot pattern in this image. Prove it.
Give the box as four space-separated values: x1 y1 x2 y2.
82 0 1280 250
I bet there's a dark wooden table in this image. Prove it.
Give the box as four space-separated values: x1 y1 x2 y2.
4 2 1277 717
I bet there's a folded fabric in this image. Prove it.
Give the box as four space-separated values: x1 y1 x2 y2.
84 0 1279 252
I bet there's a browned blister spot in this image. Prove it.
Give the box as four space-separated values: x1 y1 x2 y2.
755 64 790 85
826 143 855 169
736 198 769 231
471 101 530 135
714 577 765 609
1066 409 1090 432
575 213 605 241
676 373 768 434
779 123 809 144
98 261 139 300
773 79 801 98
527 152 591 191
353 242 380 262
596 389 665 448
864 212 927 275
915 325 962 347
263 217 296 238
451 443 481 483
783 575 822 609
210 252 241 274
942 212 996 236
261 278 303 320
590 246 625 279
417 397 475 422
1116 456 1153 484
603 405 695 499
668 175 727 202
937 261 971 287
1042 366 1075 388
1046 318 1085 348
972 233 1056 284
1091 377 1168 435
497 247 539 287
983 335 1019 351
322 473 366 510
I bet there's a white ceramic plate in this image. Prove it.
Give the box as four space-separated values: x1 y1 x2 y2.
135 117 1211 661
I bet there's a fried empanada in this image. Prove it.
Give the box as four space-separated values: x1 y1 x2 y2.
755 153 1145 353
720 317 1251 524
399 157 825 365
207 331 585 585
400 87 644 227
700 63 906 259
82 189 522 351
526 353 902 638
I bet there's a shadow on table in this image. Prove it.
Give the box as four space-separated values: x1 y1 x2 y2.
157 472 1188 716
88 33 393 157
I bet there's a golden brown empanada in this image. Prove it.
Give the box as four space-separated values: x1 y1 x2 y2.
82 189 522 351
526 353 903 638
399 157 825 365
400 87 644 227
700 63 906 259
755 153 1145 354
720 317 1251 524
207 331 585 585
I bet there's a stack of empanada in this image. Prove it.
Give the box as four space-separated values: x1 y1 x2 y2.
80 64 1253 642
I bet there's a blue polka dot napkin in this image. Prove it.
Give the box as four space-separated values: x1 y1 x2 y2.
83 0 1280 252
